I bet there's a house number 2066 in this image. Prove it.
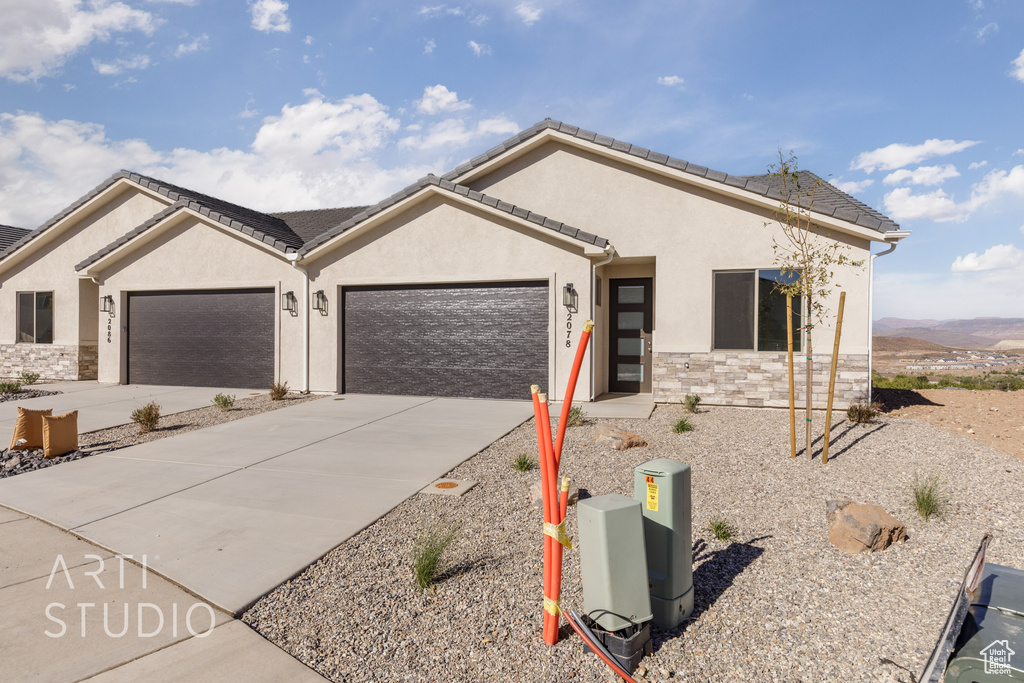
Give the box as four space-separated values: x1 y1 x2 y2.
565 313 572 348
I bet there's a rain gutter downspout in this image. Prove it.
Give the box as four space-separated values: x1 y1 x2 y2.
868 239 899 404
590 243 615 401
287 252 310 394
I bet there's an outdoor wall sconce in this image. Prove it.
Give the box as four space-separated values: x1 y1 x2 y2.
312 290 328 315
100 294 115 314
282 291 297 316
563 282 578 311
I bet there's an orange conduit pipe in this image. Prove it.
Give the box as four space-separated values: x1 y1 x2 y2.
553 320 595 469
537 392 560 645
565 609 638 683
531 387 556 645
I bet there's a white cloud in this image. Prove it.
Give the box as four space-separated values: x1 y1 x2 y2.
423 38 436 55
416 84 471 115
952 244 1024 272
468 40 491 56
969 160 988 170
239 97 258 119
851 139 980 173
1014 149 1024 157
515 2 542 26
882 164 960 186
250 0 290 33
1012 48 1024 84
174 34 209 57
977 22 998 40
657 75 684 87
883 165 1024 222
829 179 874 194
91 54 151 76
0 0 157 82
399 117 518 151
303 35 313 45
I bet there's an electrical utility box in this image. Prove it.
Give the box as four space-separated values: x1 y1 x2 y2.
944 563 1024 682
634 459 694 630
577 494 653 632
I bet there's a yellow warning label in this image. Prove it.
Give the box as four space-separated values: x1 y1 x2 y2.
646 482 659 512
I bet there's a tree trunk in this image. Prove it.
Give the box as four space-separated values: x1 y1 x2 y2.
806 292 813 459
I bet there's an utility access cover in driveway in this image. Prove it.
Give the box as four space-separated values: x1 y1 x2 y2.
0 395 533 615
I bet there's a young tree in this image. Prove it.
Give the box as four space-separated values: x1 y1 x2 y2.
766 151 863 459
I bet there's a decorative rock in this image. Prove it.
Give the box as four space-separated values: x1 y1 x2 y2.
595 423 647 450
825 499 907 553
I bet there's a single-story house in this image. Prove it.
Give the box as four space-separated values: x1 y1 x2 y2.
0 119 908 407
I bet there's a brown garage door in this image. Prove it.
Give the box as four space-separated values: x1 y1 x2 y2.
342 282 548 400
127 289 275 388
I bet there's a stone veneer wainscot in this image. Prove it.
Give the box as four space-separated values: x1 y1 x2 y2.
0 344 98 381
653 351 869 409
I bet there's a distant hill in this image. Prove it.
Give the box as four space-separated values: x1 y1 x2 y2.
873 317 1024 349
872 336 954 352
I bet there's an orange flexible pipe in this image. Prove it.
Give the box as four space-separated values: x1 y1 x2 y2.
550 475 570 636
538 392 559 645
553 320 594 468
531 387 556 644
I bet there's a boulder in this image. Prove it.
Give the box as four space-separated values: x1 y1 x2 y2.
595 423 647 451
826 499 907 553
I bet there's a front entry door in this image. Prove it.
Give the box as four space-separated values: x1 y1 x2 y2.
608 278 653 393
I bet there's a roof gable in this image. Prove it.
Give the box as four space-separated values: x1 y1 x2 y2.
297 174 609 259
443 119 901 235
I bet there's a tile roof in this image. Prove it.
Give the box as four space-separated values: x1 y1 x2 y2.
297 174 610 256
0 224 29 252
272 207 370 245
441 119 901 234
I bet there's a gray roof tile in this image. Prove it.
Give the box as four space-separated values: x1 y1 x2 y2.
436 119 899 234
0 224 29 252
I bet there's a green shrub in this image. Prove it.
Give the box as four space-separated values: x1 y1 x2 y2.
565 405 587 427
131 401 161 434
708 517 736 541
0 381 23 394
683 394 702 413
673 417 694 433
212 393 236 412
513 452 536 472
912 474 945 521
846 403 879 424
269 381 289 401
19 372 40 386
412 522 461 591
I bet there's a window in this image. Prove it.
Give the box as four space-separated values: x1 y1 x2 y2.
17 292 53 344
713 270 800 352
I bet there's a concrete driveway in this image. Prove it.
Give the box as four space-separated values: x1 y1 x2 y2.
0 394 533 615
0 381 266 434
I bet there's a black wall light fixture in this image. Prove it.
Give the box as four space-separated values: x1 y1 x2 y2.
282 291 298 316
313 290 328 315
101 294 115 314
563 282 578 311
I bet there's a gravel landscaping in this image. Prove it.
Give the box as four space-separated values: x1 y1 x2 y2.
243 405 1024 683
0 392 320 479
0 389 61 403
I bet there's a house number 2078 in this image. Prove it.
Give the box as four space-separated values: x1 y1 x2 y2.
565 312 572 348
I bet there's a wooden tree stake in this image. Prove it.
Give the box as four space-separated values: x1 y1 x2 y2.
822 291 845 464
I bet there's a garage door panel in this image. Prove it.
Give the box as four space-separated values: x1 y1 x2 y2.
128 289 274 388
343 283 548 400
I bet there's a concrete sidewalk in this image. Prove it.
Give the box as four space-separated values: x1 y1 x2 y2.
0 394 534 616
0 382 266 434
0 512 327 683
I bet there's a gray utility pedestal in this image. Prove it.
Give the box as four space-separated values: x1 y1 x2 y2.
944 563 1024 682
577 494 653 632
634 459 694 630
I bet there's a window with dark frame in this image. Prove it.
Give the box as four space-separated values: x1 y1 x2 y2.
16 291 53 344
713 270 800 352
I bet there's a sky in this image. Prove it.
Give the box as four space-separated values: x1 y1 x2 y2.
1 0 1022 321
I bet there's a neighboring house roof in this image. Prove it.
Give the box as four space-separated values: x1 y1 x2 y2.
297 174 610 257
0 224 29 252
272 207 370 245
442 119 901 234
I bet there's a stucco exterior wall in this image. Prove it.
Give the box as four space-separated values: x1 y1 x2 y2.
0 185 169 380
88 215 304 386
305 194 594 398
467 141 874 400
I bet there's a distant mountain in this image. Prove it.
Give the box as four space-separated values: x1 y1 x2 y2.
872 336 954 352
873 317 1024 349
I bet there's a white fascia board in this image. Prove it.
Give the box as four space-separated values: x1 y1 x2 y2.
300 184 604 262
451 129 895 244
79 205 292 277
